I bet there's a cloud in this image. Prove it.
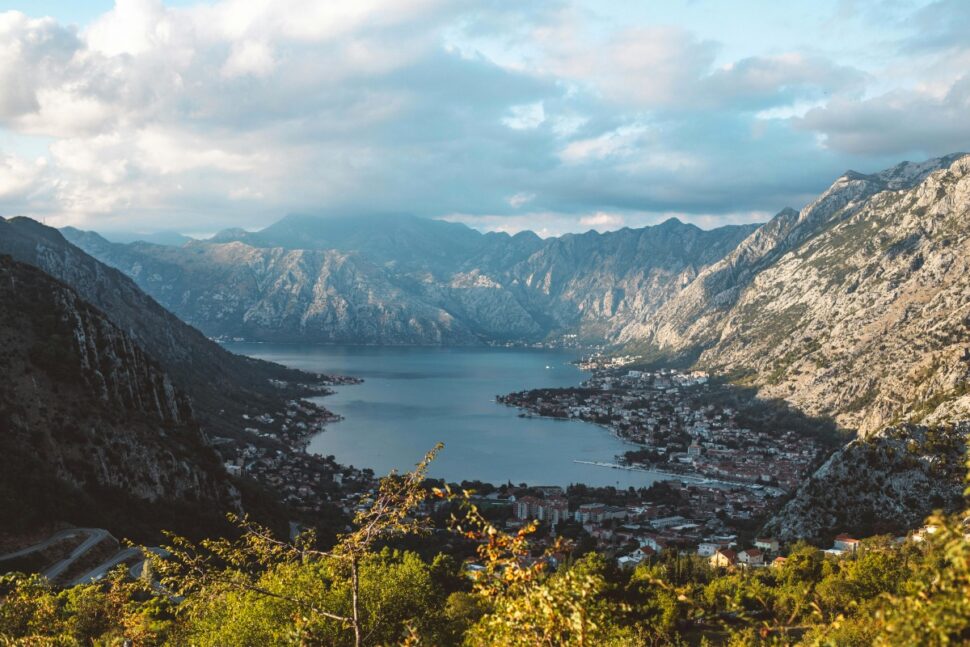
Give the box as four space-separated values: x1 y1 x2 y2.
85 0 168 57
0 12 82 122
0 0 965 234
0 152 46 200
702 53 867 110
507 192 535 208
559 125 650 163
221 40 276 78
795 75 970 156
531 19 865 111
503 102 545 129
902 0 970 52
578 211 624 230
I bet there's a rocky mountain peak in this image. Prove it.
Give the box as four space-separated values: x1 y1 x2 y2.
869 152 968 189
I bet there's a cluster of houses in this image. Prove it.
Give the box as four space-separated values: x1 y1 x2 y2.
706 537 782 569
213 399 378 516
704 534 870 570
500 482 900 574
500 368 825 494
575 353 643 371
488 333 591 350
513 495 632 527
500 470 799 569
619 533 866 572
233 443 374 513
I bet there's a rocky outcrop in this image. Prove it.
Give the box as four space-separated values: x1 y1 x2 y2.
625 153 968 358
764 423 968 542
692 154 970 435
63 215 756 346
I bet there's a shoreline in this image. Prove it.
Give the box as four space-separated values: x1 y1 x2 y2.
505 403 786 495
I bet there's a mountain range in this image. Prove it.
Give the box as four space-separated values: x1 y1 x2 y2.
61 152 970 437
63 214 757 345
0 217 329 441
0 217 346 538
64 152 970 541
627 152 970 436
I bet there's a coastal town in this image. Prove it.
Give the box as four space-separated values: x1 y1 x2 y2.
209 374 380 525
487 362 853 568
208 360 882 576
497 365 836 492
416 479 944 576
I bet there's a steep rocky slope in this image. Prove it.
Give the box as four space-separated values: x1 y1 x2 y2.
0 256 234 536
619 155 970 432
691 155 970 435
604 154 970 540
64 215 756 345
764 423 968 542
625 154 968 360
0 217 331 439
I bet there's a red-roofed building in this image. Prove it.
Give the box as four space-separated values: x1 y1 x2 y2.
710 548 737 568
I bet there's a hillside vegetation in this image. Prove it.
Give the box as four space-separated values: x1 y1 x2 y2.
1 449 968 646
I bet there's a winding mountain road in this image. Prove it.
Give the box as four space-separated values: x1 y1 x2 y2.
0 528 168 587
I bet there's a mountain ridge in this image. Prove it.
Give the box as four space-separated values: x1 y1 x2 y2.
63 216 757 346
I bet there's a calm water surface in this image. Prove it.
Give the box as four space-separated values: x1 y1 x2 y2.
226 344 666 488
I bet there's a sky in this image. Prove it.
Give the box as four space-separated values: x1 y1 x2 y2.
0 0 967 237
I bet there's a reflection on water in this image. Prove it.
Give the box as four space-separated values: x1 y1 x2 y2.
226 343 667 488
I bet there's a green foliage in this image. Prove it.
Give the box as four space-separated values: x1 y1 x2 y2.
0 569 175 645
1 448 969 646
179 549 444 646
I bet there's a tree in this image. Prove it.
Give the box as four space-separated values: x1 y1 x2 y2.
153 444 444 647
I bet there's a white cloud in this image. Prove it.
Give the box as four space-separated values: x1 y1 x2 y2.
795 75 970 156
559 125 649 163
507 192 535 208
85 0 169 57
0 152 46 199
502 102 545 129
221 40 275 78
579 211 624 230
49 133 130 183
136 128 263 175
